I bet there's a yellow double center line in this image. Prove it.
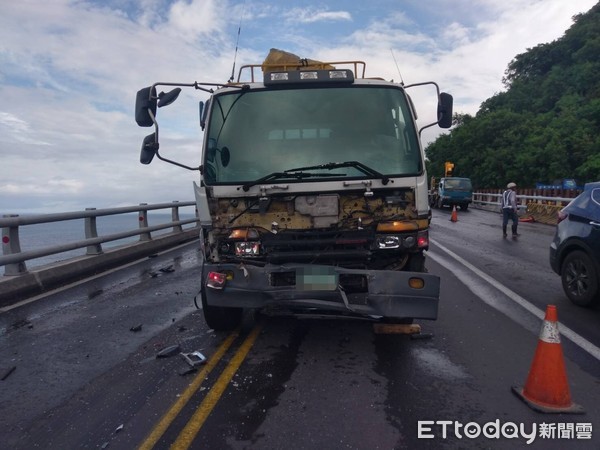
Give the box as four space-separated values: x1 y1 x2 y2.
138 323 263 450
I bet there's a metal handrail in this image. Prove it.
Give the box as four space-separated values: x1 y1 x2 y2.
2 201 199 276
471 191 573 210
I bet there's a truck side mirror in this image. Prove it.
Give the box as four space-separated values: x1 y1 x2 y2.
157 88 181 108
135 87 157 127
437 92 453 129
140 133 158 164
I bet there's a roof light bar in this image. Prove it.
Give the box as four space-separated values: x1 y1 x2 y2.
264 69 354 85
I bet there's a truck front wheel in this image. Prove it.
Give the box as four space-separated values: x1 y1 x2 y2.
408 252 426 272
201 285 242 331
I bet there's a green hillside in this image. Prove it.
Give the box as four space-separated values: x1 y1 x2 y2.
425 2 600 188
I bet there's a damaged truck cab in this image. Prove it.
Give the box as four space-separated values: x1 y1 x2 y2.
135 54 453 330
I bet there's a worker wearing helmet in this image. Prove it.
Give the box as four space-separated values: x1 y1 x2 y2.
501 182 519 238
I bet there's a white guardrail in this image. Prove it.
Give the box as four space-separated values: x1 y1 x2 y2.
1 201 199 276
471 190 577 225
1 201 201 305
472 192 574 210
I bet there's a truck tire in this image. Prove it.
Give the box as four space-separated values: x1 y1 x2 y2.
408 252 426 272
460 204 469 211
436 197 443 209
201 284 243 331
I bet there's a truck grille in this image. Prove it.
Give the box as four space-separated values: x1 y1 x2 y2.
262 229 373 265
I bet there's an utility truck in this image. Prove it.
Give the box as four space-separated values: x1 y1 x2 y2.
134 49 453 330
429 177 473 211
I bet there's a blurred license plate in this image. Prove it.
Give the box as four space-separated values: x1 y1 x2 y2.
296 267 338 291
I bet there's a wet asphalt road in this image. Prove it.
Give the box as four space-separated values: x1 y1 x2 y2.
1 209 599 449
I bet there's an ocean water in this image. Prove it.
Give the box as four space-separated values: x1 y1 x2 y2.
5 212 198 270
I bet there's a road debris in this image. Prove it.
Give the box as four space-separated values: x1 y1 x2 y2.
156 344 181 358
181 351 207 367
130 324 142 332
373 323 422 335
114 424 124 433
159 265 175 273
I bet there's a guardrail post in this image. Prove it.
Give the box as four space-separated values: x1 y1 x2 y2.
138 204 151 241
85 208 103 255
2 214 28 275
171 202 183 233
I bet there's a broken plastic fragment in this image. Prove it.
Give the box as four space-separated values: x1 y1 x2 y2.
156 344 181 358
181 351 207 367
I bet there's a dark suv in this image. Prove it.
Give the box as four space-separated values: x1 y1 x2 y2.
549 181 600 307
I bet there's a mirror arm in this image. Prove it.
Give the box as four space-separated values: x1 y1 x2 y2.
145 101 199 170
154 151 201 171
418 121 438 137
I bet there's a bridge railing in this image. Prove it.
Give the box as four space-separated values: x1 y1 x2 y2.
472 188 581 224
1 201 199 276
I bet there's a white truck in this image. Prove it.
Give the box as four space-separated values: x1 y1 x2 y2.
134 50 453 330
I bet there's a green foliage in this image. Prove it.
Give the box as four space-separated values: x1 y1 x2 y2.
426 2 600 188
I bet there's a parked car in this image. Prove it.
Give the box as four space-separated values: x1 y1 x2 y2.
549 181 600 307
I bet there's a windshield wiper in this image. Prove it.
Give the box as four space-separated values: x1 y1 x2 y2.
286 161 390 185
242 171 346 191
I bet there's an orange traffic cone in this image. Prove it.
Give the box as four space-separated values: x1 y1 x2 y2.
450 205 458 222
512 305 583 413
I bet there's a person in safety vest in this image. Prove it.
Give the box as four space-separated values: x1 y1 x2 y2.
501 182 519 238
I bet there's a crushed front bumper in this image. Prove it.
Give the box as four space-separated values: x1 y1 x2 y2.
203 263 440 320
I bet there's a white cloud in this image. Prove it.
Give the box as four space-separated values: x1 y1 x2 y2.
285 8 353 24
165 0 226 42
0 112 52 146
0 0 596 213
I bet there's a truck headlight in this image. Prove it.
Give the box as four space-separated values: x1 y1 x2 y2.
235 241 260 256
376 236 401 249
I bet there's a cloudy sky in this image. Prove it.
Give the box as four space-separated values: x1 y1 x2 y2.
0 0 596 214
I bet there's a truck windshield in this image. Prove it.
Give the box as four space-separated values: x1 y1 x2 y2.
203 85 421 184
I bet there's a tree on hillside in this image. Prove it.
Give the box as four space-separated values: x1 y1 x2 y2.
425 2 600 188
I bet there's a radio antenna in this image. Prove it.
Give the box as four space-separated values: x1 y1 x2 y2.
390 49 404 86
228 2 246 83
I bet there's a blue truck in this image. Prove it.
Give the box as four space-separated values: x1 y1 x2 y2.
429 177 473 211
